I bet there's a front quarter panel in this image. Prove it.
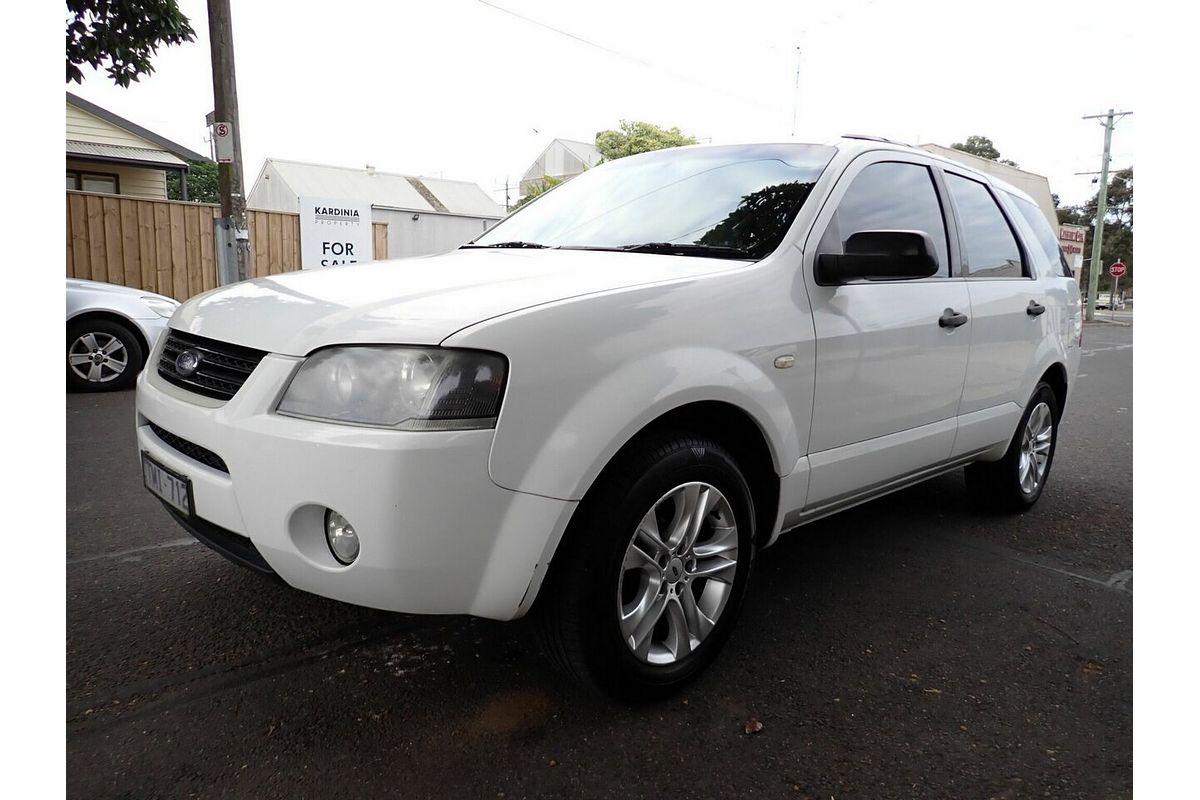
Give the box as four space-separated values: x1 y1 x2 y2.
443 266 814 503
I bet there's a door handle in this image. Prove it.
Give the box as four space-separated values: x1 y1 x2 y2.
1027 300 1046 317
939 308 968 329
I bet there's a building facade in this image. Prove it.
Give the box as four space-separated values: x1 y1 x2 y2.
249 159 504 260
66 92 209 199
519 138 603 196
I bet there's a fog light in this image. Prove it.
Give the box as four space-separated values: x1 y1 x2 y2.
324 509 359 565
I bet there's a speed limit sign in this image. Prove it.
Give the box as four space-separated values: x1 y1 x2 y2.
213 121 234 163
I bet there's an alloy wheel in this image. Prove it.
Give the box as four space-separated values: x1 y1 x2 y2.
1019 401 1053 495
68 332 129 384
617 482 739 665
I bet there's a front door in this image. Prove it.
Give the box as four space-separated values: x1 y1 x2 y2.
801 155 971 508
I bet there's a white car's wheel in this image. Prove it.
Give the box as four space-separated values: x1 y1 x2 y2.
67 319 143 392
965 382 1060 511
534 432 756 699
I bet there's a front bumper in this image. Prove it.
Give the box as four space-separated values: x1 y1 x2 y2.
134 343 576 620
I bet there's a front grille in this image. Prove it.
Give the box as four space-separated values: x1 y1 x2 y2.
158 329 267 401
147 420 229 474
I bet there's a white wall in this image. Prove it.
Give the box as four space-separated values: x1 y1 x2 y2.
373 208 498 259
246 161 300 212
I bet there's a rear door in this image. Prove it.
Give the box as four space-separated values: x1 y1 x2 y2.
801 154 971 508
939 171 1044 457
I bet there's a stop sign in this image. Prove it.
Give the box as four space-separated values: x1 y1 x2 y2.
1109 261 1127 278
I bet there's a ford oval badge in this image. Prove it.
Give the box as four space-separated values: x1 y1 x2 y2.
175 349 203 377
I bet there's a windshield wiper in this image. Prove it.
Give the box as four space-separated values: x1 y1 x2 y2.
460 241 548 249
615 242 752 259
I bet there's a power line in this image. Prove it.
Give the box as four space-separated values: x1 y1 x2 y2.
475 0 780 116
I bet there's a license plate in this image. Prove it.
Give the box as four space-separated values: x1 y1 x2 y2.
142 452 193 516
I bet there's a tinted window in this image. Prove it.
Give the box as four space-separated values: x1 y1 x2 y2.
945 174 1024 278
818 162 949 277
1009 193 1072 278
473 144 836 260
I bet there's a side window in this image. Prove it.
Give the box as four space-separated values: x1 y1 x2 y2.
1009 193 1072 278
945 174 1025 278
818 161 949 277
80 173 118 195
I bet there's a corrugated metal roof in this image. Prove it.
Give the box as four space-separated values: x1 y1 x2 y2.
263 159 503 218
66 140 187 168
416 176 504 217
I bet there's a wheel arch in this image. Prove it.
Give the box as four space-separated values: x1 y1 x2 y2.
624 401 781 548
526 399 782 619
1038 361 1069 416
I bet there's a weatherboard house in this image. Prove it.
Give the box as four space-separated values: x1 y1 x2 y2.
248 159 505 260
66 92 210 200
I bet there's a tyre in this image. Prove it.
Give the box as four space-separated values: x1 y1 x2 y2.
534 432 756 700
66 318 144 392
965 382 1060 511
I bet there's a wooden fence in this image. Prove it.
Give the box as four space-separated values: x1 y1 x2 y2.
66 191 388 301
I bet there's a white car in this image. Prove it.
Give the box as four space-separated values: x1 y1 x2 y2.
66 278 179 391
136 138 1082 697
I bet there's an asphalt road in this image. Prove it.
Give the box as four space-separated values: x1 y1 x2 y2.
67 324 1132 799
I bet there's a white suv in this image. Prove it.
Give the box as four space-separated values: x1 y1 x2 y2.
136 138 1082 697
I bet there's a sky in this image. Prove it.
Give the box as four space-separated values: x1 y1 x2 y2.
67 0 1135 210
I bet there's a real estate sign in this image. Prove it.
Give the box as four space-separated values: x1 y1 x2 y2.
1058 224 1087 280
299 196 374 269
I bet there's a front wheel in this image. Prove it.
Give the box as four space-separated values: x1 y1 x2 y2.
534 433 756 699
66 319 144 392
965 382 1060 511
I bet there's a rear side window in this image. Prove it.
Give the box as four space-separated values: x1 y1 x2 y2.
818 161 949 277
945 174 1025 278
1009 193 1072 278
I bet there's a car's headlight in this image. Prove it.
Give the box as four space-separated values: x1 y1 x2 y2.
276 346 507 430
141 296 179 318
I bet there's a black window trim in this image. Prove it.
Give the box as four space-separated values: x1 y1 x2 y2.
937 167 1032 281
67 169 121 195
809 154 959 283
1004 189 1073 279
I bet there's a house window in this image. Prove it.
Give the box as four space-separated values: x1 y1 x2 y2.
67 170 119 195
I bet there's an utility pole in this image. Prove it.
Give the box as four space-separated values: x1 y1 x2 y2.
1081 108 1131 321
208 0 249 284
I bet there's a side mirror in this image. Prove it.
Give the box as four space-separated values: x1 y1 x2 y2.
815 230 939 285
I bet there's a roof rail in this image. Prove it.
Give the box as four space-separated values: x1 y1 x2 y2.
841 134 912 146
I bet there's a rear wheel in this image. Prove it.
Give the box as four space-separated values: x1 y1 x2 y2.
965 382 1060 511
66 319 143 392
534 432 756 699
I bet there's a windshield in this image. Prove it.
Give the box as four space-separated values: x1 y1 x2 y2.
471 144 836 260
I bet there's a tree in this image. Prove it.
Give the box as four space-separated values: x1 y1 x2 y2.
595 120 697 162
66 0 196 87
167 160 220 203
698 181 818 257
1058 167 1134 294
951 135 1019 167
512 174 563 211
